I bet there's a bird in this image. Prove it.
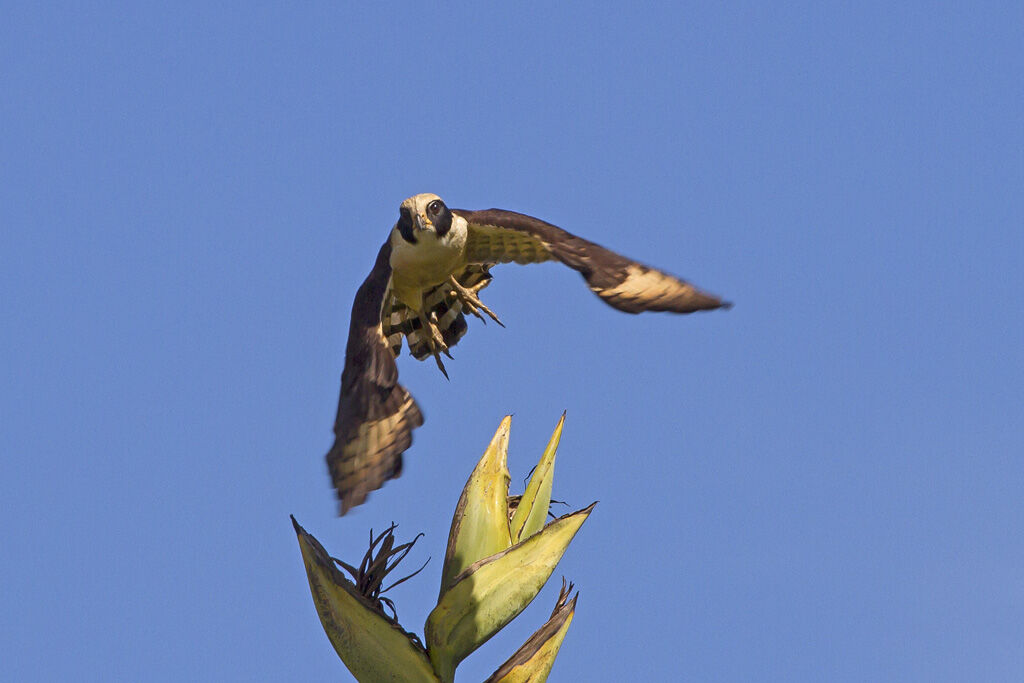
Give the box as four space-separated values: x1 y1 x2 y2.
326 193 731 514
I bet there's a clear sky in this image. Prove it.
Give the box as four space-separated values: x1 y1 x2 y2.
2 3 1022 681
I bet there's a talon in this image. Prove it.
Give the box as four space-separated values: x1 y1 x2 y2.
418 311 446 348
433 352 449 379
465 304 488 323
418 309 450 376
448 275 504 327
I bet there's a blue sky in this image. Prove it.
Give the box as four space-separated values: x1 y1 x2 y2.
2 3 1022 681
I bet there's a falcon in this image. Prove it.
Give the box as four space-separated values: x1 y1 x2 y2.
327 193 731 514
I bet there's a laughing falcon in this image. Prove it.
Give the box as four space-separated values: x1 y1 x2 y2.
327 193 731 514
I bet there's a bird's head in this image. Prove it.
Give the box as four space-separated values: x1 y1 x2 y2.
396 193 453 242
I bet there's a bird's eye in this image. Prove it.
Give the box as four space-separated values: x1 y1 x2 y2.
427 200 443 215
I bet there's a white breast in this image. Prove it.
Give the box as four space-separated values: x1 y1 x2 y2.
389 216 468 307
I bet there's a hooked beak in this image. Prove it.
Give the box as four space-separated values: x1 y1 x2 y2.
414 214 428 231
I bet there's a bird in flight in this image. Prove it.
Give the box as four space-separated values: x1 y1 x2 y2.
327 193 731 514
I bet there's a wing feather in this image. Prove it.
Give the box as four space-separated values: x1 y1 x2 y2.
326 241 424 515
456 208 731 314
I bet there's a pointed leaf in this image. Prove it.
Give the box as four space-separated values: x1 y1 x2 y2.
439 416 513 596
425 503 596 682
292 517 439 683
484 580 578 683
509 413 564 543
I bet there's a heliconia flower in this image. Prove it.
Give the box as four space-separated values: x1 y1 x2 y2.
426 415 594 683
294 414 593 683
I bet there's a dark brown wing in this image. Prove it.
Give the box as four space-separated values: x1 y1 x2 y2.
455 208 731 314
326 241 424 515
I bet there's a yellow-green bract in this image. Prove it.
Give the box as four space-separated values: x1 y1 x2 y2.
484 580 578 683
510 413 564 544
439 416 513 596
425 504 595 683
293 517 439 683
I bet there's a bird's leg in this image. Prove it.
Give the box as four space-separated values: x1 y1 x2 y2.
417 309 451 379
417 309 448 351
448 275 504 327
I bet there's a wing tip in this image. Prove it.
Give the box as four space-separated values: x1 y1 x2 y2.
687 290 732 313
326 397 424 517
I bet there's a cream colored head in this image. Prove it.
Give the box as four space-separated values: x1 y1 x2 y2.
397 193 453 238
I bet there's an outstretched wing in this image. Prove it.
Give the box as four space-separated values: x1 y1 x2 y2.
455 208 731 314
326 241 424 515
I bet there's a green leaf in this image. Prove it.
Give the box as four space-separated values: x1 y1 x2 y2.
439 416 513 596
510 413 564 543
425 503 596 683
292 517 439 683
